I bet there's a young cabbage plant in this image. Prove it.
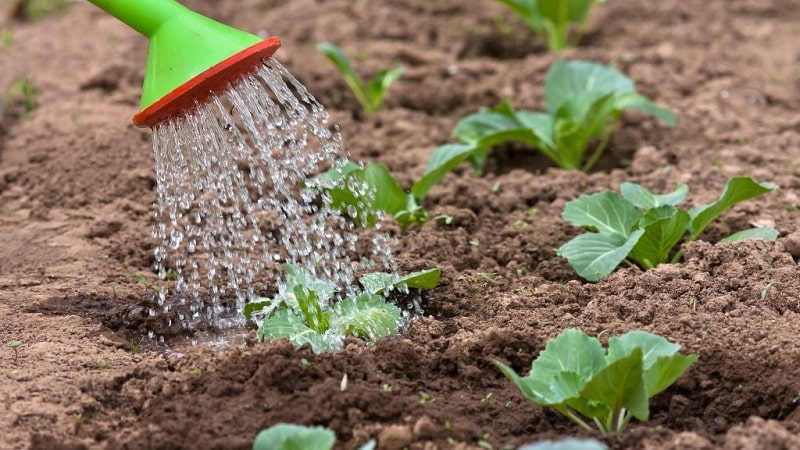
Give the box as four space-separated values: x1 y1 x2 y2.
496 329 697 436
318 144 476 230
557 177 778 281
431 60 676 172
245 264 440 353
318 42 403 115
253 423 376 450
495 0 606 52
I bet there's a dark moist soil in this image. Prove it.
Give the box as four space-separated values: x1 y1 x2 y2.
2 0 800 449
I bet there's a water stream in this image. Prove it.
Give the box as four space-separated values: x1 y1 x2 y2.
149 59 395 342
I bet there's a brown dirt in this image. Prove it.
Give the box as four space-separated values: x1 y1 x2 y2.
2 0 800 449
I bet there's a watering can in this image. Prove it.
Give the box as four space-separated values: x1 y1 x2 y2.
88 0 280 127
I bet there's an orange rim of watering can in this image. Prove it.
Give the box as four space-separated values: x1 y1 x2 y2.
133 37 282 128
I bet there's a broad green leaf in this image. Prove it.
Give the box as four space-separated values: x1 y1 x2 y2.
536 0 595 24
316 162 406 226
495 0 543 29
332 293 401 341
620 183 688 210
253 423 336 450
551 117 589 169
244 298 272 319
259 310 335 353
362 162 407 216
412 144 476 200
358 268 441 295
519 438 608 450
530 328 606 384
615 92 677 127
688 177 777 239
629 206 690 269
581 348 649 422
607 331 682 369
558 229 645 281
562 191 643 238
719 227 780 243
544 60 635 114
494 360 557 405
607 331 697 398
644 354 698 398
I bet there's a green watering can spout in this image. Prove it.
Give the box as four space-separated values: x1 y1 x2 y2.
88 0 280 128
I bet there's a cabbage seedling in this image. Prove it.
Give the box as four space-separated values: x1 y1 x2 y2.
318 42 403 115
496 329 697 436
253 423 375 450
245 265 440 353
558 177 778 281
431 60 675 172
316 144 475 229
495 0 606 53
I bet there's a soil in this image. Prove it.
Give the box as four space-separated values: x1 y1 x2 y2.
2 0 800 449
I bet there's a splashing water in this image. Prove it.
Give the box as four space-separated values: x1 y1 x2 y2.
149 59 396 341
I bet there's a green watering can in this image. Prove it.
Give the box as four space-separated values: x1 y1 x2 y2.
88 0 281 127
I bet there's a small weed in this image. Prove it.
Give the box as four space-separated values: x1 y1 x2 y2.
129 338 142 356
0 29 12 50
381 383 393 392
434 214 454 225
481 392 493 404
8 340 21 361
299 358 310 367
760 282 773 301
94 358 110 369
419 391 435 404
193 368 202 376
6 76 38 116
74 412 83 421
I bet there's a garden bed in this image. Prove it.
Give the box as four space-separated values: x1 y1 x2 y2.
1 0 799 449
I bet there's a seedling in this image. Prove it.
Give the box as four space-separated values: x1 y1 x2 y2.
495 0 606 53
245 265 440 353
254 423 376 450
318 42 403 115
496 329 697 436
5 76 38 116
431 60 675 172
557 177 778 281
8 340 20 361
519 438 608 450
315 144 475 229
129 338 142 356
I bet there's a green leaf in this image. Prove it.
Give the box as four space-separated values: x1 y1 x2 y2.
332 293 401 342
558 229 645 281
253 423 336 450
629 206 690 269
581 347 649 422
366 65 403 111
318 42 401 114
562 191 643 238
544 60 635 115
644 354 698 398
259 309 336 353
688 177 777 239
358 268 441 295
719 227 780 243
519 438 608 450
412 144 477 200
615 92 677 127
620 183 689 210
607 331 697 398
362 163 408 216
530 328 606 385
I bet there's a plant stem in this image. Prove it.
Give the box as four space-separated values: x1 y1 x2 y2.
561 408 595 433
582 119 619 172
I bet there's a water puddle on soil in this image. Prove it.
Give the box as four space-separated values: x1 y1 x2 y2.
148 59 396 344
